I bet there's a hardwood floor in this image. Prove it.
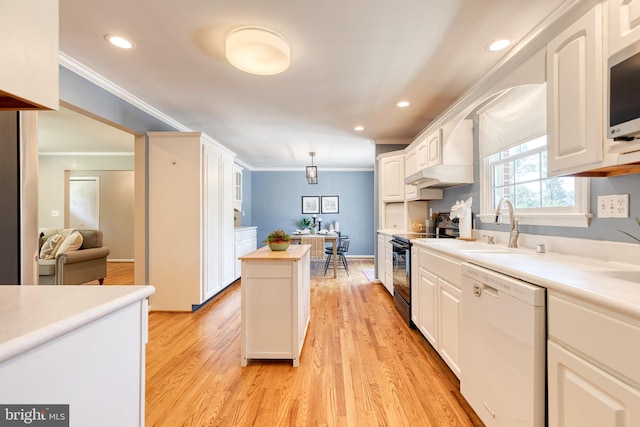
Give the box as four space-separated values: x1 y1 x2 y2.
144 260 483 427
84 261 135 285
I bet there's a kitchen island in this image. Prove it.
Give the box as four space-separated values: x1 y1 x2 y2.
239 244 311 367
0 285 155 427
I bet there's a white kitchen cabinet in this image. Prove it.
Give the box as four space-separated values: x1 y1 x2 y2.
0 1 58 110
0 286 153 427
405 146 418 177
547 4 605 176
412 245 462 378
417 264 438 347
548 292 640 427
417 137 429 170
377 233 387 288
240 245 311 367
425 128 443 167
379 153 405 202
384 235 394 295
437 277 461 376
234 226 257 280
608 0 640 56
148 132 235 311
233 164 243 211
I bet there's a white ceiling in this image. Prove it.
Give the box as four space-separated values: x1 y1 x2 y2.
45 0 568 169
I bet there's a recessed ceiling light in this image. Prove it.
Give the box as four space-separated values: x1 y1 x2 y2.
488 39 511 52
354 126 364 131
397 101 410 108
104 34 134 49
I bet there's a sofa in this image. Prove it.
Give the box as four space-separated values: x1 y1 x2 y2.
38 228 110 285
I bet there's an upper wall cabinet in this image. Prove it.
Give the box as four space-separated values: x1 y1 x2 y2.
405 146 418 177
409 128 442 175
609 0 640 56
380 153 405 202
425 129 443 168
547 3 604 176
0 1 59 110
233 164 243 211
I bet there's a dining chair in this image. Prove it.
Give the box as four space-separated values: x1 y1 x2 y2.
302 235 326 274
324 237 350 275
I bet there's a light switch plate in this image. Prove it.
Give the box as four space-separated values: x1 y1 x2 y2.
597 194 629 218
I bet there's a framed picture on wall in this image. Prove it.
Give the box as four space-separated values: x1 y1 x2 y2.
321 196 339 214
301 196 320 214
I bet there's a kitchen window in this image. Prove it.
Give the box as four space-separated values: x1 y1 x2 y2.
477 84 590 227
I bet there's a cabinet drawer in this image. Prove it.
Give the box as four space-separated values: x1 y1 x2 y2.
235 228 257 241
549 293 640 385
420 249 461 288
243 261 293 279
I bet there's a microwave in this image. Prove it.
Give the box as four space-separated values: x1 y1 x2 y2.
608 40 640 144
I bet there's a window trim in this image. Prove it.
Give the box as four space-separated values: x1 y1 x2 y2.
479 145 592 228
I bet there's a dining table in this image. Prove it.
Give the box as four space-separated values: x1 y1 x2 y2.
289 233 339 278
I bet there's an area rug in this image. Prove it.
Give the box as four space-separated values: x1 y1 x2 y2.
361 269 376 282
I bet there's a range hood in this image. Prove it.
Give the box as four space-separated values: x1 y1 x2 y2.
404 118 474 189
404 164 473 189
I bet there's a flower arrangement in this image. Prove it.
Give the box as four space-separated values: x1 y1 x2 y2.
264 229 291 244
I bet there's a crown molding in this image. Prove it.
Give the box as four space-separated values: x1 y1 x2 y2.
59 51 191 133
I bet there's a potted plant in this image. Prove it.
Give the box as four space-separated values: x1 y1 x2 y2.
264 229 291 251
300 217 311 229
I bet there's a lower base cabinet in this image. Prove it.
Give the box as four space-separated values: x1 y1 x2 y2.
437 277 461 376
548 341 640 426
0 287 152 427
412 245 462 378
548 292 640 427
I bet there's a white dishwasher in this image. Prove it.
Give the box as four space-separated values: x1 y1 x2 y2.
460 263 546 427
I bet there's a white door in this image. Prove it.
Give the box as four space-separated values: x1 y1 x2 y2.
69 177 99 229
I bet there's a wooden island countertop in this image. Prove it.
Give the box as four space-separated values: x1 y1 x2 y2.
239 244 310 260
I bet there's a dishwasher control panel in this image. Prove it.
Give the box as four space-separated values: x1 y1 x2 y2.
462 263 546 306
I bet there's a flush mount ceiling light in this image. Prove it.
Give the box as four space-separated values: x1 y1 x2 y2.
225 26 291 75
104 34 134 49
354 126 364 131
397 101 410 108
306 152 318 184
488 38 512 52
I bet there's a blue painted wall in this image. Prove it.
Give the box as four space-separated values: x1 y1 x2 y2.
250 171 375 256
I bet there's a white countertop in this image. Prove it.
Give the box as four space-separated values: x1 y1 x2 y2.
0 285 155 364
413 239 640 319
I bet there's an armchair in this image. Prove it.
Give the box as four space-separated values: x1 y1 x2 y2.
38 229 110 285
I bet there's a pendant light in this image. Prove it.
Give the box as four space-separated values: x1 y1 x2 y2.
306 152 318 184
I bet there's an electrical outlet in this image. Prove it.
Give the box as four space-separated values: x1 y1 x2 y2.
597 194 629 218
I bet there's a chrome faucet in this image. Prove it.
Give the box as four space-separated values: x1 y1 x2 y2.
495 197 519 248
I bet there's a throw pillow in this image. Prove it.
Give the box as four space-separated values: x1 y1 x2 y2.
57 231 84 254
39 234 64 260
